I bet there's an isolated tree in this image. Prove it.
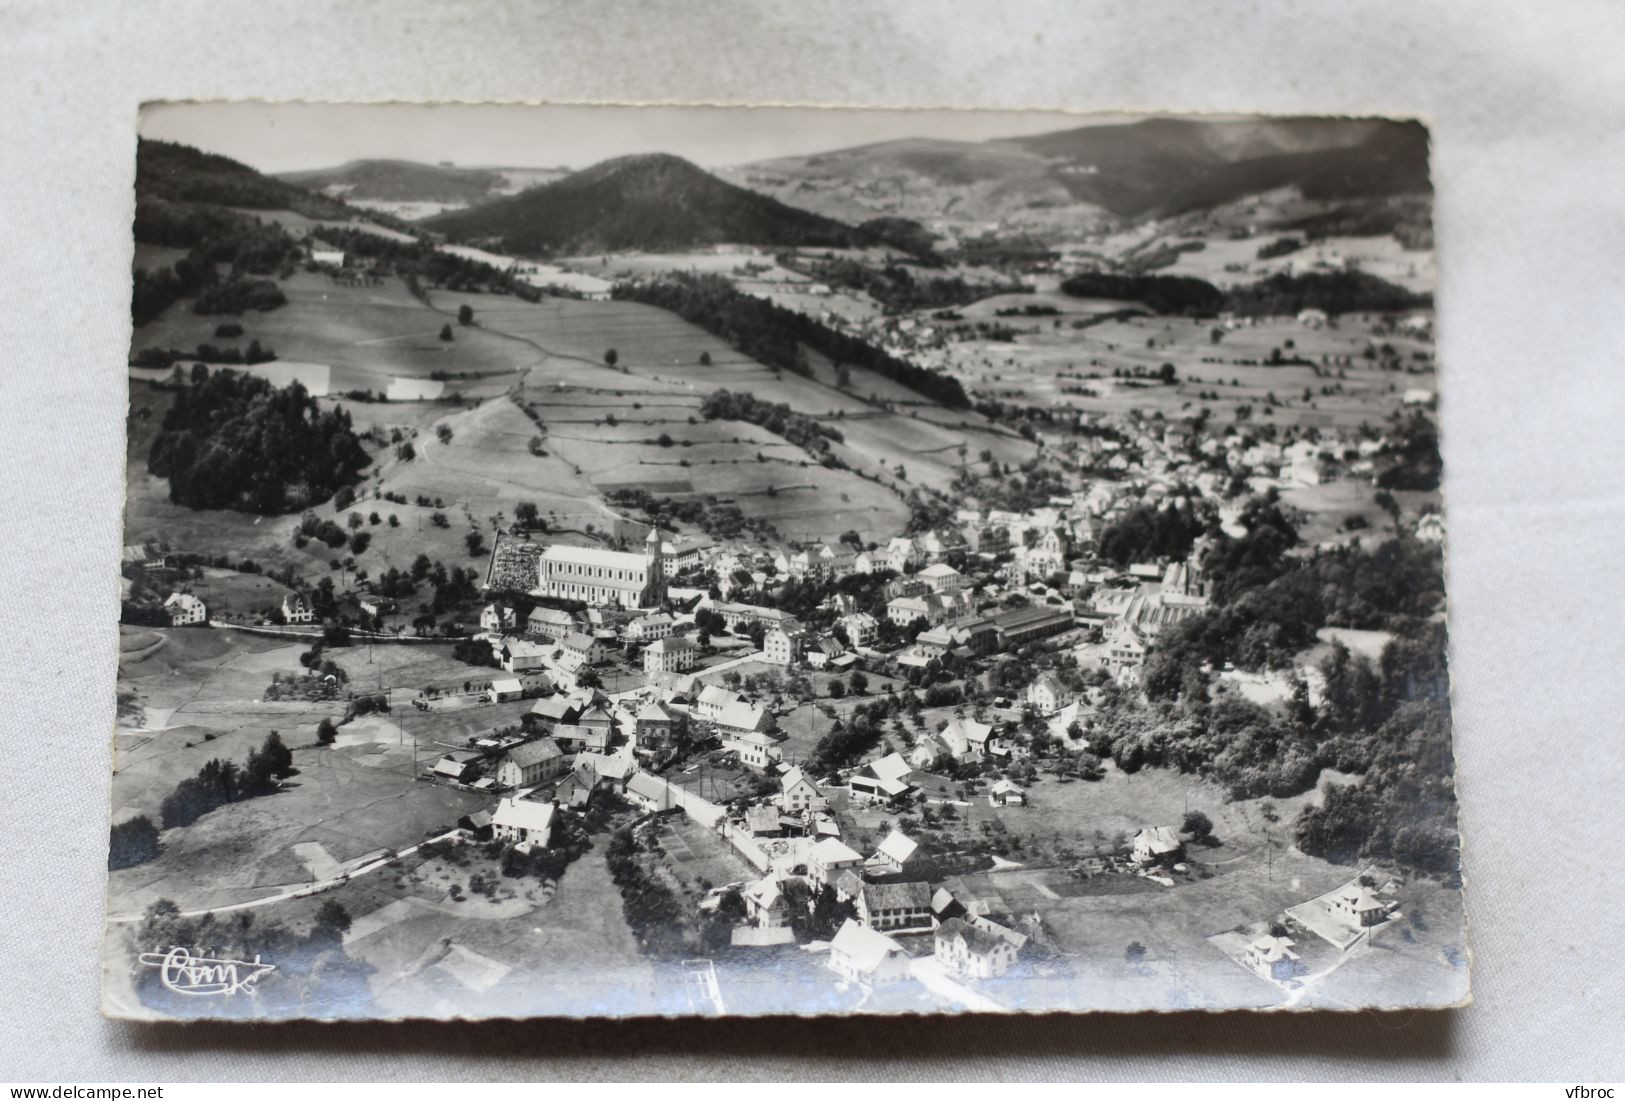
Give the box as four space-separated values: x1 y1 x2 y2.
395 441 415 462
457 304 474 326
849 670 869 695
439 323 453 342
465 531 486 557
317 718 338 745
1182 810 1214 841
1158 362 1177 384
698 351 712 366
836 363 852 389
436 424 453 445
604 348 619 368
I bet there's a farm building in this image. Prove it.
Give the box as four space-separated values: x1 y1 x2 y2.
857 880 933 933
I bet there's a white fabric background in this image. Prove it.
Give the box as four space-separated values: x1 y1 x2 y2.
1 0 1621 1081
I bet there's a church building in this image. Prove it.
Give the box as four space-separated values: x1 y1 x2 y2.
534 529 667 609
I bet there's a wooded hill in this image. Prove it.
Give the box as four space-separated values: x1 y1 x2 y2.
424 153 871 255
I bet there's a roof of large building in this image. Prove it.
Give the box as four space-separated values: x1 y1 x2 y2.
542 544 651 572
810 837 863 866
646 636 697 654
861 879 931 913
502 738 564 769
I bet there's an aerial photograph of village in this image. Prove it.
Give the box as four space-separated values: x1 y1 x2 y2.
106 104 1465 1021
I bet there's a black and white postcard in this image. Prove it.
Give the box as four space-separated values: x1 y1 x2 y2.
106 103 1464 1020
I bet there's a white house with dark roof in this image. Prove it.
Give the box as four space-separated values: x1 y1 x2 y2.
642 635 698 674
494 738 568 788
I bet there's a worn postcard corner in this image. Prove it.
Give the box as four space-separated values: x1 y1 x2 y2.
109 103 1462 1023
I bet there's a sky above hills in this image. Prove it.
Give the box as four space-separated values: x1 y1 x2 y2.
139 102 1142 173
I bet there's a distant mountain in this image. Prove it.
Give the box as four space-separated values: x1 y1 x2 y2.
277 159 509 204
730 116 1429 229
422 153 869 255
136 138 355 220
1005 116 1429 218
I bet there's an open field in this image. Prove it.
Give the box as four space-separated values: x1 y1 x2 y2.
130 271 534 398
107 738 485 915
945 311 1434 431
235 827 658 1019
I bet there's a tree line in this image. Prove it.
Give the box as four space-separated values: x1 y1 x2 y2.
612 273 972 409
1060 268 1430 318
700 388 844 462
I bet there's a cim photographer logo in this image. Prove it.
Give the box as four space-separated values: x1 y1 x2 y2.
136 946 275 997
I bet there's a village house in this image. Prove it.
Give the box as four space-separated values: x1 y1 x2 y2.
741 877 788 929
934 916 1023 980
164 592 207 626
486 676 527 704
827 919 912 988
642 635 698 674
713 697 773 738
938 717 992 763
357 596 395 619
431 750 481 784
526 694 582 731
480 602 517 634
868 829 921 874
807 837 864 891
280 593 313 624
491 796 555 850
722 728 783 770
1331 882 1393 928
1132 825 1185 867
627 612 674 642
778 766 827 814
988 778 1026 807
633 698 680 750
1246 934 1302 981
804 635 846 669
930 887 967 927
712 601 795 634
857 880 933 933
919 561 963 595
763 622 808 666
849 752 914 803
525 605 579 641
1025 673 1073 715
839 611 879 648
693 684 739 724
494 737 568 788
625 771 677 814
499 641 551 673
558 631 606 667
